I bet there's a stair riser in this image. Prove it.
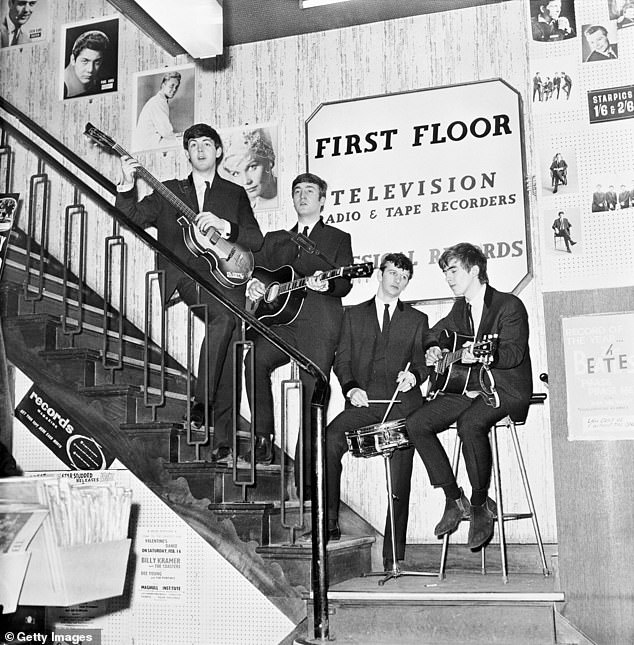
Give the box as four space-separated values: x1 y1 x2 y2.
260 544 372 588
315 603 555 644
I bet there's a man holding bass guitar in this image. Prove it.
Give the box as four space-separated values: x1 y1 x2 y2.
406 243 533 550
245 173 353 490
115 123 264 462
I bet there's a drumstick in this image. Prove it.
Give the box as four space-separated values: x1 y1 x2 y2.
368 399 402 404
380 361 411 424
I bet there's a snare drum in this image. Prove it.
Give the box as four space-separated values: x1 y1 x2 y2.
345 419 410 458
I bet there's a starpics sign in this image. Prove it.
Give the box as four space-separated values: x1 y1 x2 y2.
306 79 530 303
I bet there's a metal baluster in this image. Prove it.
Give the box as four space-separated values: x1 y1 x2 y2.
143 270 167 422
186 297 210 461
61 187 86 342
281 360 304 542
0 131 12 193
23 160 49 310
102 226 125 383
232 321 254 498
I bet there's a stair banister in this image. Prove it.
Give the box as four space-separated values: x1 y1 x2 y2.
0 97 332 642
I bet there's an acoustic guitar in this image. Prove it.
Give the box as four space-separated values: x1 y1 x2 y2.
427 330 500 407
84 122 254 289
251 262 374 326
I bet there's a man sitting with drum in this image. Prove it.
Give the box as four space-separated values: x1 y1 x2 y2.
324 253 430 570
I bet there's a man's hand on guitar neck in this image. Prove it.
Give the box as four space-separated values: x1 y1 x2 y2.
119 155 140 186
306 270 328 293
461 340 493 366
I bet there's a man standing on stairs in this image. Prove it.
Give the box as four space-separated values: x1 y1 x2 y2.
324 253 429 567
406 243 533 551
115 123 263 463
245 173 353 491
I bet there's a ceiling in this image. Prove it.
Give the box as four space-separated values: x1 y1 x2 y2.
223 0 508 46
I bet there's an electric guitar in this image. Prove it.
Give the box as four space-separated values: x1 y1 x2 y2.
251 262 374 326
84 122 254 289
427 330 500 407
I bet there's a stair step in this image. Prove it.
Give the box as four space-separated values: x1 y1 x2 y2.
78 383 186 424
121 422 182 462
310 571 563 644
163 461 291 503
258 536 374 588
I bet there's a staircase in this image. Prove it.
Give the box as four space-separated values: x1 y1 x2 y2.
1 226 374 628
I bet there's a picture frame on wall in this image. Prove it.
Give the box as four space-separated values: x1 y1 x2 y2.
60 16 118 100
130 64 196 153
0 0 49 49
218 124 279 212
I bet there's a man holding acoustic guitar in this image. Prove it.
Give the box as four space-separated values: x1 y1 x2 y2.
407 242 533 550
245 172 354 490
114 123 264 463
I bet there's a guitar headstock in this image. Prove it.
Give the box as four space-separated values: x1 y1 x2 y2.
346 262 374 279
84 122 116 151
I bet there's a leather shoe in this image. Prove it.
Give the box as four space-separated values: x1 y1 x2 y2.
434 489 470 537
184 402 210 429
467 497 497 550
244 435 274 465
297 521 341 544
211 446 232 464
383 558 405 572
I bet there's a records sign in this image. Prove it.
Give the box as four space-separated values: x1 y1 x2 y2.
15 386 115 469
306 79 530 303
587 85 634 124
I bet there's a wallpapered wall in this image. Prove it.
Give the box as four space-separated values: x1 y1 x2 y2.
0 0 556 546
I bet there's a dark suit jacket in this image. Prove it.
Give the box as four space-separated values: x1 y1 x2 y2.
335 298 430 416
254 218 353 340
552 217 572 235
426 285 533 422
115 172 263 302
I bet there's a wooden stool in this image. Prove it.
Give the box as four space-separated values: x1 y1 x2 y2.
439 408 550 583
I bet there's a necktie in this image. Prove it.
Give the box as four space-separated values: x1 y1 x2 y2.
467 303 475 336
11 29 20 46
382 304 391 341
302 226 309 237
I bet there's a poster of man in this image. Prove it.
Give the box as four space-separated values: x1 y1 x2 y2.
131 64 195 153
60 17 118 100
218 124 279 211
0 0 48 48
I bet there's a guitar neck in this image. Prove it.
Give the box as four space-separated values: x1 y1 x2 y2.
112 142 198 224
277 267 345 295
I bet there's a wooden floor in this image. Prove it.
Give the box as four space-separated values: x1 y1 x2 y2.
328 569 564 602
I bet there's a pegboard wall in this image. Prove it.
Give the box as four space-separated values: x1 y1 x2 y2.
529 0 634 291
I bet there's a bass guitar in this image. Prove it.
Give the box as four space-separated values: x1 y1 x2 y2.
84 122 254 289
251 262 374 326
427 330 500 407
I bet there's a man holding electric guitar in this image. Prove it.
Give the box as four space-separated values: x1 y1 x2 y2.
114 123 264 462
406 243 533 550
245 172 354 490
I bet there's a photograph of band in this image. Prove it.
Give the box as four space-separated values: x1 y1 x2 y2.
218 124 279 212
590 175 633 210
60 16 118 100
130 64 195 153
609 0 634 27
531 58 576 109
0 0 47 48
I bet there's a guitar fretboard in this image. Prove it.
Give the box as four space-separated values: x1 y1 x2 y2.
278 267 345 295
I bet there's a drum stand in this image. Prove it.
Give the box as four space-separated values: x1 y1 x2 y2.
363 446 437 586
